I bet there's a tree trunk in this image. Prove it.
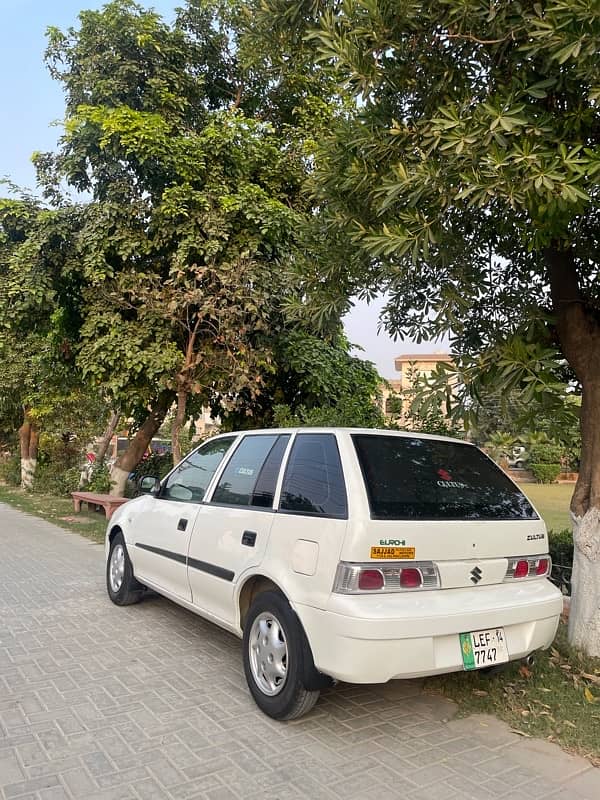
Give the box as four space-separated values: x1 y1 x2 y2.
171 389 188 466
569 509 600 657
19 409 40 490
567 381 600 656
109 391 174 496
96 409 121 465
545 244 600 656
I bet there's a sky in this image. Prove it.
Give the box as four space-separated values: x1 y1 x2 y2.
0 0 446 379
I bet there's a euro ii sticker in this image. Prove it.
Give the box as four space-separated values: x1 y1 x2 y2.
370 546 416 560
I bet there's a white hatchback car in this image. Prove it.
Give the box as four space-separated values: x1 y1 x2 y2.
105 428 563 719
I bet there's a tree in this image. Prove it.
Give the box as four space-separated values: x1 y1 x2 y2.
257 1 600 654
387 365 464 437
0 196 105 489
267 331 385 429
412 334 582 446
36 0 350 495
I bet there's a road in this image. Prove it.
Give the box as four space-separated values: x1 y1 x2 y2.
0 502 598 800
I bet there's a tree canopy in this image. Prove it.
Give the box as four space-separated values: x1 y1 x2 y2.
254 0 600 655
1 0 383 493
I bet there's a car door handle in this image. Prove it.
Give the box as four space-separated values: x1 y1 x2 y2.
241 530 257 547
177 518 188 531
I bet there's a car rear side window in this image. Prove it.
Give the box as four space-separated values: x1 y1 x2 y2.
279 434 347 518
352 434 538 521
211 434 288 508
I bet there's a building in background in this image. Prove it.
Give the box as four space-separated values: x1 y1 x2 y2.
194 406 219 437
380 352 455 424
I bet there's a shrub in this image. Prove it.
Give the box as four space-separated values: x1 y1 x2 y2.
548 528 573 595
528 443 564 465
529 463 561 483
548 528 573 568
32 433 83 495
0 453 21 486
86 463 113 494
33 463 81 496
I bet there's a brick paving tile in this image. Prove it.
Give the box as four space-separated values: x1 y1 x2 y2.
1 502 599 800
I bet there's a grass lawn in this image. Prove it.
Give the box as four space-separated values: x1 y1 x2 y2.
425 622 600 765
518 482 573 532
0 484 107 544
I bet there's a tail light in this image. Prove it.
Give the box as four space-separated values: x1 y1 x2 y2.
358 569 385 590
333 562 440 594
505 555 551 581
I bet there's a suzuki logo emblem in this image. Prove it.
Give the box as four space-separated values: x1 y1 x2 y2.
470 566 483 584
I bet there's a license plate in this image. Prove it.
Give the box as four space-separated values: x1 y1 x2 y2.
460 627 509 670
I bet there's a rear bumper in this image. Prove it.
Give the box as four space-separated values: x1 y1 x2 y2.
295 580 562 683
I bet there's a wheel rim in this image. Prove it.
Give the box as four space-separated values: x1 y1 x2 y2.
109 544 125 593
248 611 288 696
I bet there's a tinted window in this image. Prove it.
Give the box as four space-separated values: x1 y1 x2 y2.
352 434 538 521
212 435 284 507
280 434 347 518
251 435 290 507
163 437 235 503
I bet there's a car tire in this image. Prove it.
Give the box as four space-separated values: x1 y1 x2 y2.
243 590 320 720
106 532 144 606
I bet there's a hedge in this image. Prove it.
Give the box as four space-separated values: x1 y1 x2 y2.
548 528 573 595
529 463 561 483
548 528 573 568
528 443 564 464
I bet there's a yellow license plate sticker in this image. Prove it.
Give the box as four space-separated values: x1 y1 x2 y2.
370 546 416 560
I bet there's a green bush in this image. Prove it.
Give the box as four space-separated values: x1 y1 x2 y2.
529 463 561 483
548 528 573 568
33 464 81 496
0 454 21 486
32 433 83 495
528 443 564 465
86 463 113 493
548 528 573 594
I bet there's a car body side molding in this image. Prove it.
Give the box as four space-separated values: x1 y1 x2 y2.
134 542 234 582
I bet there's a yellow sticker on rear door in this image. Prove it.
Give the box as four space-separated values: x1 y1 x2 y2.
370 546 416 559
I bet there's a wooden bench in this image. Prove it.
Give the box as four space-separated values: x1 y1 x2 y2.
71 491 129 520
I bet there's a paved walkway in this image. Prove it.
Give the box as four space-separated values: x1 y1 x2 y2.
0 502 598 800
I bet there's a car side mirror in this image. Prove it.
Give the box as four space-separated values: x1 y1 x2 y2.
138 475 161 495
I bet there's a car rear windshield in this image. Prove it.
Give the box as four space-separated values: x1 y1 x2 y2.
352 434 538 521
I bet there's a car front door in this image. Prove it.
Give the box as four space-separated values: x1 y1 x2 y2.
130 436 236 601
187 433 291 626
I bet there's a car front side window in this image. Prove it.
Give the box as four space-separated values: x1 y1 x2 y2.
162 437 235 503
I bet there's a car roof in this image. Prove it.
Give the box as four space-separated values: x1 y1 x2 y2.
214 427 473 447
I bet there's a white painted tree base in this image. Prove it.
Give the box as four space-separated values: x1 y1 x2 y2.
109 466 130 497
568 508 600 658
20 458 37 490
